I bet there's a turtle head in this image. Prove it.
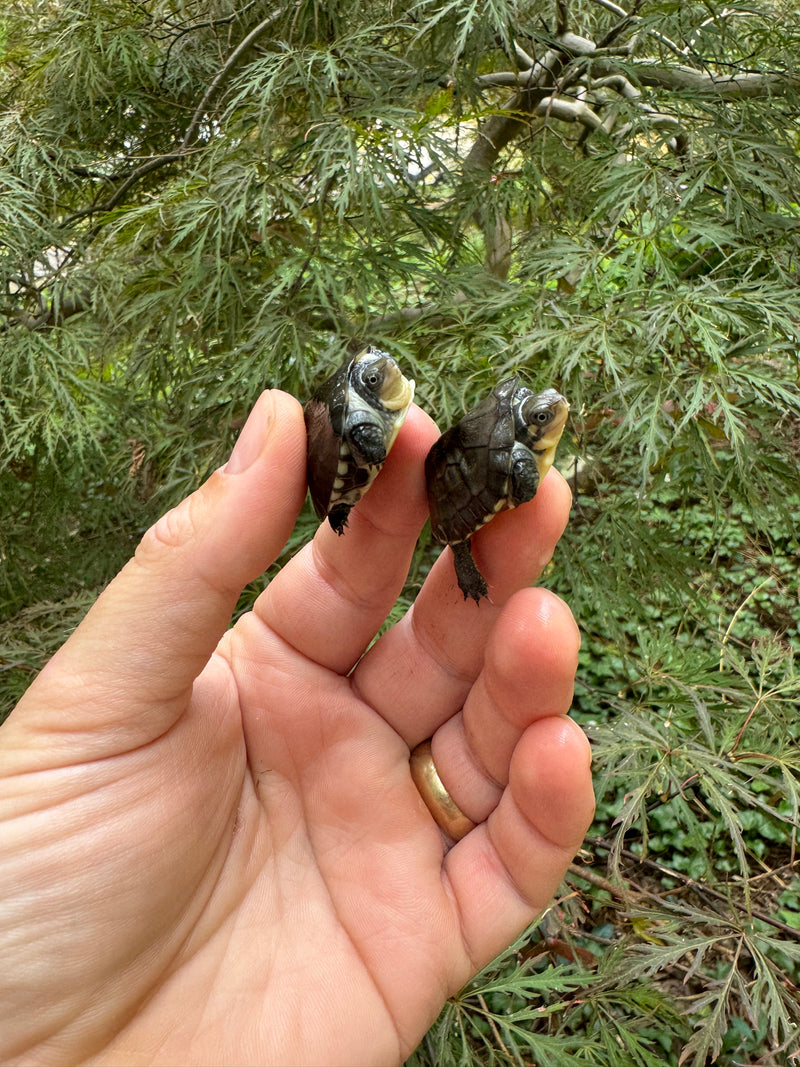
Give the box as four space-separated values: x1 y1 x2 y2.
518 387 569 476
344 346 415 464
351 347 415 412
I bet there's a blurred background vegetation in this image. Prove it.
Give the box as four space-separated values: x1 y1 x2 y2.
2 1 799 1062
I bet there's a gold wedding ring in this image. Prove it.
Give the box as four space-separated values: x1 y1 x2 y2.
410 739 476 842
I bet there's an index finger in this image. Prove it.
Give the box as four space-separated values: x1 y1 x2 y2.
254 403 440 676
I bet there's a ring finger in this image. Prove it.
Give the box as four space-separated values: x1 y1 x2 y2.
425 586 580 827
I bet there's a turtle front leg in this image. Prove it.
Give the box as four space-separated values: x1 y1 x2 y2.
451 540 488 603
509 444 540 507
348 419 388 467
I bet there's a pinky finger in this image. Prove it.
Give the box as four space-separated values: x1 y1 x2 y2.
444 716 595 971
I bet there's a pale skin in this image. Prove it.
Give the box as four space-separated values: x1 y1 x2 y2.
0 390 595 1067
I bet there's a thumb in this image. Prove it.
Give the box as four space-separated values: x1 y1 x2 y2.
10 390 307 752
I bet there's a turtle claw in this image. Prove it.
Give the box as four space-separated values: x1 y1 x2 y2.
451 541 488 604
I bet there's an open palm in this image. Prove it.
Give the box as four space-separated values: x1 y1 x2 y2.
0 391 594 1066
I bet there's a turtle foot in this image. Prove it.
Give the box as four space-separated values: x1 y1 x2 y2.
451 541 488 603
327 503 351 535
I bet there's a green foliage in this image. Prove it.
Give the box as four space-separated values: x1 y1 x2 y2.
2 0 799 1062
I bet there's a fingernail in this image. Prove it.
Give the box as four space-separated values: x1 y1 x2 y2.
225 392 272 475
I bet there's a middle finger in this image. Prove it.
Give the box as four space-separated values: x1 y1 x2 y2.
352 468 573 742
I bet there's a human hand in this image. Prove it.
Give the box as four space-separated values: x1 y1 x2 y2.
0 390 594 1067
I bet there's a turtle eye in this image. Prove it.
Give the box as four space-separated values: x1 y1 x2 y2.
521 395 556 426
525 406 553 426
360 362 385 390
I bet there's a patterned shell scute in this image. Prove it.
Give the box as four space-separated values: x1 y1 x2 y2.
426 377 519 545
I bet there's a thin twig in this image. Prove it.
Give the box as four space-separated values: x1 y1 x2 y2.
588 837 800 941
475 994 512 1058
568 861 627 899
720 577 773 670
179 10 280 151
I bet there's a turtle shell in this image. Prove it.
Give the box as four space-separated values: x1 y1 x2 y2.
304 346 415 534
425 377 569 601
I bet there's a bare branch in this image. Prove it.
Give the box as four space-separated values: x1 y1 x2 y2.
476 32 598 91
559 32 598 56
585 0 692 60
620 60 795 97
535 95 606 132
588 73 642 101
512 40 535 70
476 71 541 88
476 52 562 91
587 0 628 17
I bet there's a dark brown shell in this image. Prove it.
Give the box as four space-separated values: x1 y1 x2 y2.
425 378 568 601
304 358 354 528
426 378 521 546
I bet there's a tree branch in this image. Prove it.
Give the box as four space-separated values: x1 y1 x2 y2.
584 0 689 59
178 11 280 152
482 50 791 102
586 0 628 17
512 40 535 70
535 94 606 133
78 10 283 219
588 73 642 101
614 60 797 97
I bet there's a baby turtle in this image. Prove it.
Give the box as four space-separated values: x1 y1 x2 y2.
425 377 569 602
304 346 415 534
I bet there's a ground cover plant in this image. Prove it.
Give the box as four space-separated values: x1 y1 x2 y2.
2 1 799 1062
